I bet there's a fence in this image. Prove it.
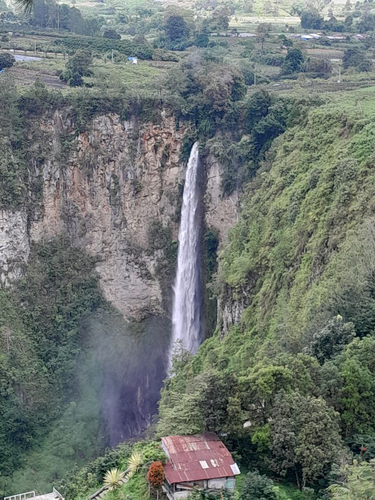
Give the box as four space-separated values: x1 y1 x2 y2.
5 492 36 500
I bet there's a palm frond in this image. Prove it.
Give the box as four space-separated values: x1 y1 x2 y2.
14 0 34 14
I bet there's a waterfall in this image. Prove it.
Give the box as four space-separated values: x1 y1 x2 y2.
168 142 202 370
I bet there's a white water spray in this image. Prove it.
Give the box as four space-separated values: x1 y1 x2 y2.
168 142 202 369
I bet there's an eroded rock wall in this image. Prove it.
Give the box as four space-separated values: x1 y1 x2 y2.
1 110 240 324
27 111 186 319
205 154 239 247
0 209 29 286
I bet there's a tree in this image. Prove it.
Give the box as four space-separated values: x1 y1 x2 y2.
188 488 233 499
103 28 121 40
66 6 87 35
305 57 332 78
256 23 270 51
165 15 189 42
358 13 375 33
62 49 93 87
194 32 209 48
241 470 276 500
281 48 304 74
0 53 15 70
68 72 83 87
157 369 242 437
244 90 271 131
328 460 375 499
345 14 354 27
300 10 324 29
211 12 229 31
339 337 375 434
307 316 356 364
30 0 48 26
240 364 293 425
343 48 368 70
270 391 342 489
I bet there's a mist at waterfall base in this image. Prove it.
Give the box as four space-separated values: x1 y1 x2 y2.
169 142 202 369
78 310 170 446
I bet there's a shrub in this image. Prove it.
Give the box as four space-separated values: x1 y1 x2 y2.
147 461 164 488
242 470 276 500
0 52 15 70
103 29 121 40
128 452 143 478
103 469 125 490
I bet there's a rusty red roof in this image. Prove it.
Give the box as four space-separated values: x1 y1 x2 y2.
161 433 240 485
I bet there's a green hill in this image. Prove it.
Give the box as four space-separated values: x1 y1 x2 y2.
158 87 375 493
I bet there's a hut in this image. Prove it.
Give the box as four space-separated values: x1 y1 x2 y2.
161 433 240 499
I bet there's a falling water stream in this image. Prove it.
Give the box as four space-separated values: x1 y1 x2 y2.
168 142 202 370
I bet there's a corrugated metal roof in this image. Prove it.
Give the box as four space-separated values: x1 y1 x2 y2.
162 433 240 485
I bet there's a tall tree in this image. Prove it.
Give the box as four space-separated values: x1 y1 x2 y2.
165 15 189 42
270 391 342 489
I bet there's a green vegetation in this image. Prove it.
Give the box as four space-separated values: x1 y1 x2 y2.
56 440 165 500
241 470 276 499
0 79 26 209
0 237 104 494
5 0 375 498
328 460 375 499
158 88 375 497
52 35 153 59
103 469 124 490
62 48 93 86
1 231 170 495
0 51 14 69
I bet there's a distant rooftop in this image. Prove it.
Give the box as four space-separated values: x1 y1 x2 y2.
161 432 240 485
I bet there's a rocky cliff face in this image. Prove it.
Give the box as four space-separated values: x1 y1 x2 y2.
0 209 29 286
0 110 239 323
205 154 239 248
28 111 186 319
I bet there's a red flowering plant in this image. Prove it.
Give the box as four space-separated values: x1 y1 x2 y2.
147 461 165 489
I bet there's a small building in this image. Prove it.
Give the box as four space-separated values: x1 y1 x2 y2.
161 433 240 499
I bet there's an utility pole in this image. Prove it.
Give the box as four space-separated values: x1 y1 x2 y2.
338 61 342 83
111 49 114 63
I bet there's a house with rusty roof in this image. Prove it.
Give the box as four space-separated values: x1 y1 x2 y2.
161 433 240 499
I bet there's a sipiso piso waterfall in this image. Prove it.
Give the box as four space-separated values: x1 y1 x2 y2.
168 142 202 370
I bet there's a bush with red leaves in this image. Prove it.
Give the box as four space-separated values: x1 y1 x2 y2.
147 461 165 488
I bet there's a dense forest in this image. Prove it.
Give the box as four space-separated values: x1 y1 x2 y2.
2 0 375 498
